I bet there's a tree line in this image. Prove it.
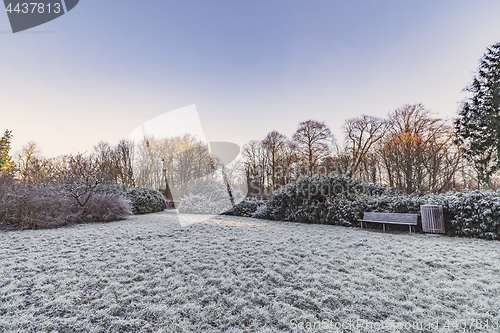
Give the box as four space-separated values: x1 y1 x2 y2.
244 42 500 196
2 42 500 196
243 103 463 197
0 132 232 200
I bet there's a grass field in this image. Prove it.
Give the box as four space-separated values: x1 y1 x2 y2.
1 212 500 332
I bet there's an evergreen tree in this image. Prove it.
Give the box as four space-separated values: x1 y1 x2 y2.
455 43 500 187
0 129 16 176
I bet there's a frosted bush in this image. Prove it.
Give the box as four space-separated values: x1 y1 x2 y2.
0 178 74 229
178 179 244 215
76 193 132 223
124 188 167 215
0 178 132 229
252 201 269 219
267 182 430 230
266 173 388 224
432 190 500 239
267 173 500 240
223 197 266 217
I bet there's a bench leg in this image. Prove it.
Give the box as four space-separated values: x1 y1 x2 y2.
409 225 411 233
383 224 385 232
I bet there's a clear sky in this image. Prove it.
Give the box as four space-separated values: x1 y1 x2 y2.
2 0 500 157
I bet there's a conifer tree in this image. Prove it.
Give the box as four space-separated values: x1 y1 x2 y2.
455 43 500 186
0 129 16 176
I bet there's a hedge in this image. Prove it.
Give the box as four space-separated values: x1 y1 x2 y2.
261 173 500 240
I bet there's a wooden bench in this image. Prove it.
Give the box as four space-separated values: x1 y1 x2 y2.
359 212 418 233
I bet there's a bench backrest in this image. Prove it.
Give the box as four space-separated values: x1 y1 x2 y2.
363 212 418 225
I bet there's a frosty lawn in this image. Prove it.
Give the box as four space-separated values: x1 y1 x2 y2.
1 213 500 333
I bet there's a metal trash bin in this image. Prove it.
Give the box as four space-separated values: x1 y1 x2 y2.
420 205 445 234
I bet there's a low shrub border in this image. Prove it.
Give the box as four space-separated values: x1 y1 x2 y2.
259 173 500 240
0 178 132 230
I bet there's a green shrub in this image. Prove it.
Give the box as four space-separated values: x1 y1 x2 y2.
223 197 266 218
266 175 430 230
363 190 500 239
252 202 269 219
125 188 167 215
429 190 500 240
266 173 387 224
266 172 500 240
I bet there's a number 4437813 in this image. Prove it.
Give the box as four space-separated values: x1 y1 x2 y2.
6 3 62 14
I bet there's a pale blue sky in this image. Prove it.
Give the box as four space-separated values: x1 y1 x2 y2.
2 1 500 156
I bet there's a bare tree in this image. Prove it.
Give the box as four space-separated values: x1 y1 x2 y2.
343 115 387 178
15 141 40 181
326 143 352 176
93 141 120 183
114 139 136 187
292 120 333 176
52 153 113 213
422 124 462 192
276 139 297 186
91 140 137 188
134 135 164 190
133 134 213 195
25 156 56 183
376 104 462 193
359 152 380 184
242 140 268 197
262 131 288 190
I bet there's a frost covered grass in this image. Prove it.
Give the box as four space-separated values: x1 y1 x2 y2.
1 213 500 332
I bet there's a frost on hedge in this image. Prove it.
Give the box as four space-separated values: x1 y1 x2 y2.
263 173 500 240
223 197 267 218
265 173 388 225
429 190 500 240
124 188 167 215
178 179 244 215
